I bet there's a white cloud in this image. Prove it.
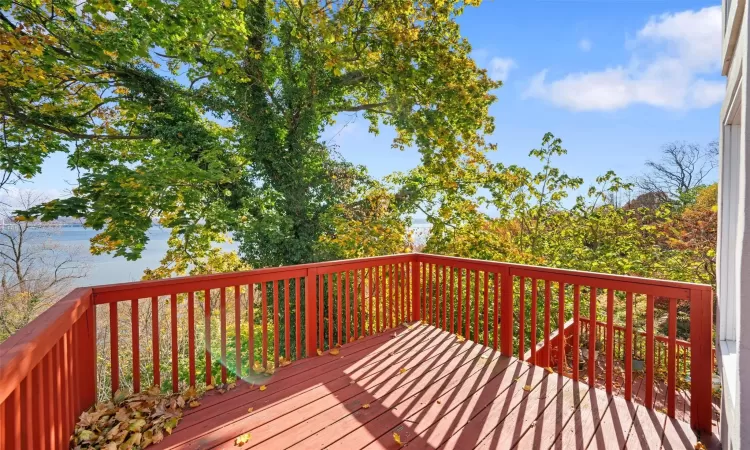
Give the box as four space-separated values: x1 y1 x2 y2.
488 57 517 82
524 6 723 111
579 39 592 52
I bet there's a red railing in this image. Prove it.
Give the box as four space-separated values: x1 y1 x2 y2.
0 253 715 449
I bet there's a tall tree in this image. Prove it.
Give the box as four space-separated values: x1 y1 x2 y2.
3 0 498 266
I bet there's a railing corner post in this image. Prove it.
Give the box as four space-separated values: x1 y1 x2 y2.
690 288 714 433
411 254 421 322
305 268 318 357
500 267 513 356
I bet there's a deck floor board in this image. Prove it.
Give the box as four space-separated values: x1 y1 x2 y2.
154 325 719 450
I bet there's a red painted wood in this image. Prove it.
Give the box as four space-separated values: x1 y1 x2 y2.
337 272 343 345
519 276 526 358
327 274 333 348
110 301 120 394
625 292 633 400
205 289 212 386
442 265 447 331
345 271 351 343
573 284 580 381
234 287 241 380
493 272 499 350
606 288 614 393
588 287 596 385
457 268 462 336
220 288 227 384
465 269 470 338
152 296 160 388
249 284 256 367
262 283 268 368
558 281 565 374
368 267 374 335
531 279 538 365
668 297 677 417
646 294 655 407
473 269 479 342
428 263 434 326
305 271 316 358
295 279 301 360
483 271 489 346
543 280 551 367
285 279 291 360
273 281 279 368
449 267 455 334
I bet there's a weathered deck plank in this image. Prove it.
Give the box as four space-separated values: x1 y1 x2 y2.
152 325 717 450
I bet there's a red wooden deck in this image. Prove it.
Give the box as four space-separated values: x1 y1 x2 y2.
154 324 718 450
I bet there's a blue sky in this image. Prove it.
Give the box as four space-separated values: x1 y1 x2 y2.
29 0 723 198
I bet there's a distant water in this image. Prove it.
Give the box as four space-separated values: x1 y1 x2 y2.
51 226 236 286
52 222 430 287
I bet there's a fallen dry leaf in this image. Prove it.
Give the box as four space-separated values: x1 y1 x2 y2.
394 432 403 446
205 384 214 391
399 367 408 374
695 442 707 450
330 348 340 356
362 403 371 409
455 334 466 343
247 407 254 413
545 367 554 374
235 432 252 446
259 385 267 391
317 349 324 356
189 400 201 408
522 385 533 392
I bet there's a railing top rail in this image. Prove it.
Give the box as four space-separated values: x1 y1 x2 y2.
91 253 415 303
0 287 92 404
418 253 712 293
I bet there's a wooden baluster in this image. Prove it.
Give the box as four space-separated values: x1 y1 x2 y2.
262 283 268 369
493 272 499 350
368 268 374 335
381 265 387 331
304 272 316 358
285 279 291 362
152 296 160 388
110 302 120 394
427 264 433 326
573 285 580 381
391 264 396 329
273 281 280 368
203 289 211 386
449 267 455 334
531 279 538 365
296 279 302 359
318 274 324 347
132 299 140 393
337 272 343 345
606 289 614 393
249 285 255 370
220 288 227 384
442 265 448 331
645 294 655 407
483 271 489 347
234 287 242 380
625 292 633 400
473 270 480 342
465 269 471 339
346 271 351 343
668 297 677 417
457 268 463 336
327 273 333 347
544 280 551 368
588 287 597 385
188 291 196 387
558 282 565 374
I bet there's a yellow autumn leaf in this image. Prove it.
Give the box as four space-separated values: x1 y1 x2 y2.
394 432 403 446
695 442 707 450
206 384 214 391
362 403 370 409
522 385 532 392
259 385 267 391
399 367 408 374
247 407 254 413
545 367 554 374
456 334 466 343
317 349 323 356
234 432 251 446
330 348 340 356
189 400 201 408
